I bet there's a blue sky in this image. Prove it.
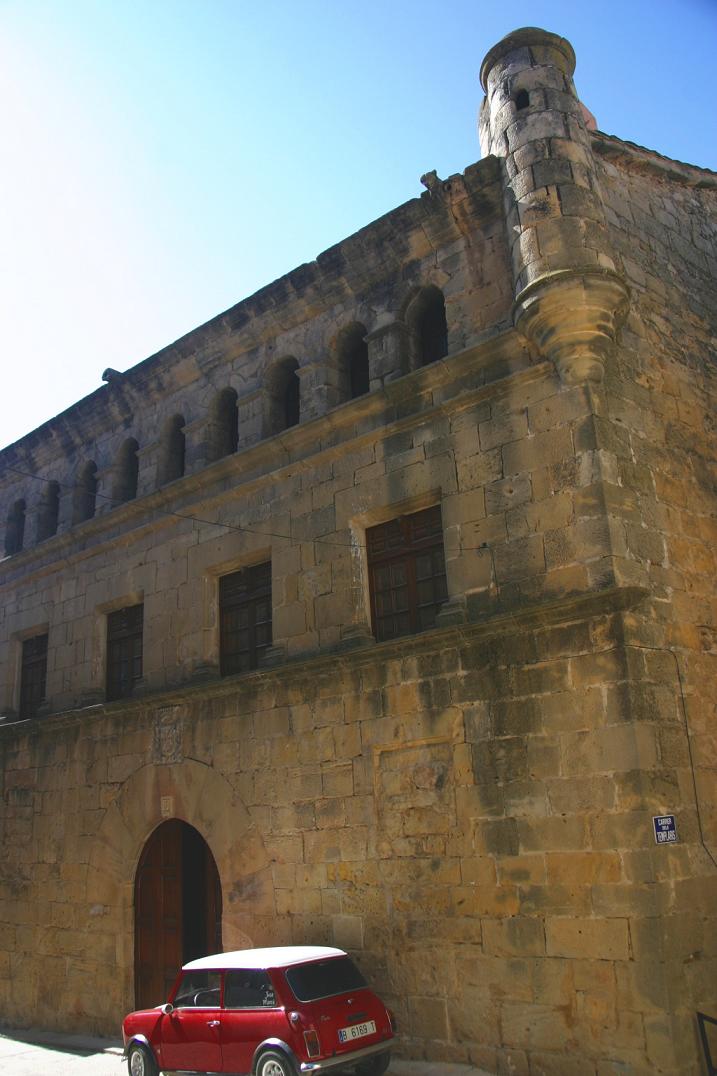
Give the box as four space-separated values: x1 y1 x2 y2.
2 0 716 450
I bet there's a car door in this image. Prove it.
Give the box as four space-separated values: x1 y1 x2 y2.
161 970 223 1073
220 969 284 1073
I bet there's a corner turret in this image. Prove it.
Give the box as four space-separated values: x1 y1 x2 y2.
479 27 629 383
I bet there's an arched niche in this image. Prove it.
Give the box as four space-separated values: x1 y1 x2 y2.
36 480 60 542
4 498 26 555
207 389 238 462
73 461 98 523
265 357 300 434
336 322 369 400
158 413 187 484
134 818 222 1007
405 285 448 368
85 758 273 1029
113 438 139 504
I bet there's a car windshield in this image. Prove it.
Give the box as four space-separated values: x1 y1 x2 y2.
173 970 221 1008
284 956 367 1001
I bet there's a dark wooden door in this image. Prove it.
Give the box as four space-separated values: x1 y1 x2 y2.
135 820 183 1009
134 820 223 1010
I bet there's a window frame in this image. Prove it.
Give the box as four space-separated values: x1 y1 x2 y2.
5 498 26 556
172 970 222 1010
366 505 447 642
219 562 272 676
223 969 278 1010
406 285 448 368
106 603 144 702
18 632 49 719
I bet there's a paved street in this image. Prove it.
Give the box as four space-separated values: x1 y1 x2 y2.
0 1027 493 1076
0 1029 124 1075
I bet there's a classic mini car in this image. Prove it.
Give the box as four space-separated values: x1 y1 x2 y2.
122 945 395 1076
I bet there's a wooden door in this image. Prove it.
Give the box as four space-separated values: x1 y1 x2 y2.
205 841 222 955
134 820 223 1010
135 820 183 1009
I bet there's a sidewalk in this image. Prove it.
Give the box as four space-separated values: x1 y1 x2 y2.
0 1025 494 1075
0 1026 123 1054
390 1065 493 1076
0 1026 123 1075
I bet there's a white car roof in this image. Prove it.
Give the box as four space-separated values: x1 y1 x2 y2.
182 946 347 972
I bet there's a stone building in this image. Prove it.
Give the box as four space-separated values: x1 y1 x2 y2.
1 25 715 1076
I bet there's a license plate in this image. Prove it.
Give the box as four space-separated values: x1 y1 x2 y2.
338 1019 376 1043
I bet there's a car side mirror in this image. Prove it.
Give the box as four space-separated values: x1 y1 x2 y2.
161 1003 174 1015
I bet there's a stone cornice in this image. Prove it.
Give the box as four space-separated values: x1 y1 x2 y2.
479 27 576 91
0 324 540 589
0 158 504 467
591 130 717 190
0 583 649 739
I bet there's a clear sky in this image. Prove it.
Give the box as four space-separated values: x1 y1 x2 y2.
2 0 715 451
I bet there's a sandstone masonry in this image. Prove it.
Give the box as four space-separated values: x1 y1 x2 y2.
0 27 715 1076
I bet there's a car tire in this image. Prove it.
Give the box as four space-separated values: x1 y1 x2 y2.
127 1042 159 1076
355 1052 391 1076
255 1048 297 1076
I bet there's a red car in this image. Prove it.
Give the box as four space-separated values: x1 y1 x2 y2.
122 945 395 1076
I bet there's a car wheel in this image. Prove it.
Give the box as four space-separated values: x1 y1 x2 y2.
355 1053 391 1076
255 1048 297 1076
127 1042 159 1076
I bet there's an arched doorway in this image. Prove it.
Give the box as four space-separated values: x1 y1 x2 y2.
134 819 222 1009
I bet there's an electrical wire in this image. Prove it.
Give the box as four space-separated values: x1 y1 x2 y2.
2 463 364 550
2 460 497 554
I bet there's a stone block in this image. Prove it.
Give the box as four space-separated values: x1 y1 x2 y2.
322 764 354 798
501 1000 573 1050
483 916 546 957
456 448 505 491
502 428 574 477
474 818 520 856
546 917 629 960
442 489 486 526
513 659 570 697
486 473 533 514
479 410 529 451
544 763 613 816
545 851 621 885
518 816 588 853
493 534 546 583
450 987 501 1045
561 724 658 777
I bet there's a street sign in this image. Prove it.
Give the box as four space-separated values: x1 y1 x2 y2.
653 814 678 844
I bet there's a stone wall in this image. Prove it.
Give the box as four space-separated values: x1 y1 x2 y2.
0 592 688 1073
2 311 715 1071
0 157 511 551
594 142 717 1069
0 24 716 1076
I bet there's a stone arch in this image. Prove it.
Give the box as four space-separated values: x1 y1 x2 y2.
265 357 300 434
35 480 60 542
404 284 448 368
73 461 98 523
207 389 238 462
158 413 186 485
514 88 530 111
113 437 139 504
85 758 273 1030
336 322 369 400
134 818 222 1007
4 497 26 555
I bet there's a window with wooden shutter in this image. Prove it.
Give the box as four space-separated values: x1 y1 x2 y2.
219 562 272 675
367 505 447 642
19 633 48 718
106 604 143 701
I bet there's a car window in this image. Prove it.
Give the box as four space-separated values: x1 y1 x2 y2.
173 970 221 1008
285 957 367 1002
224 969 276 1009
